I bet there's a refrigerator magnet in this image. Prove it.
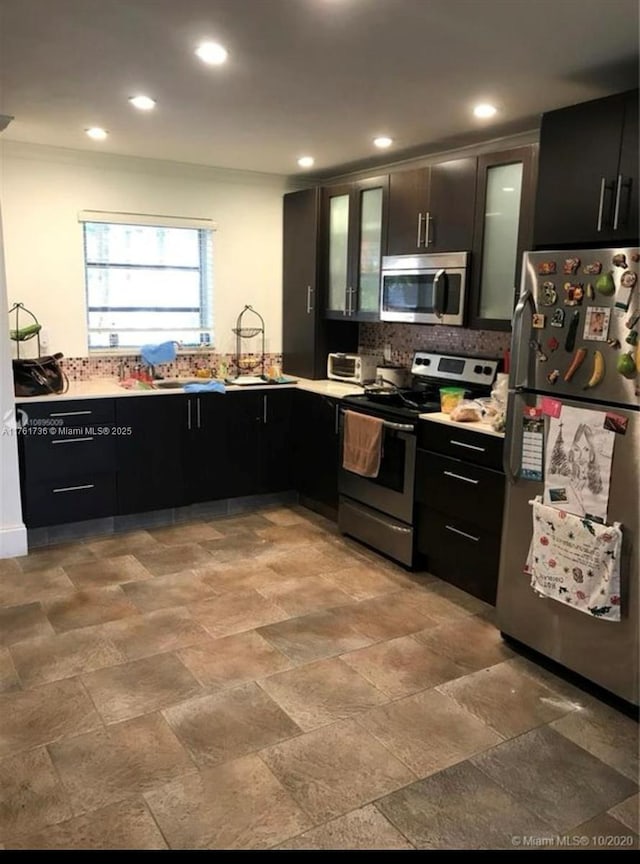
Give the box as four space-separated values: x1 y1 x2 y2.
532 313 545 329
583 262 602 275
521 408 544 481
604 413 628 435
582 306 610 342
614 273 636 312
550 308 565 328
612 253 628 269
563 282 584 306
547 336 559 352
540 282 557 306
563 257 580 274
538 261 557 275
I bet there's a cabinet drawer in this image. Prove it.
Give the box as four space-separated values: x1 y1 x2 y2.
415 449 504 533
23 473 116 528
19 399 115 428
417 420 503 470
21 434 116 481
417 507 500 604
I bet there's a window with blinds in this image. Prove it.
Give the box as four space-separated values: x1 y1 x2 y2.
82 217 214 350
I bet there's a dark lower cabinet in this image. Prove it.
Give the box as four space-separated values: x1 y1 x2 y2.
18 398 117 528
19 390 293 528
415 421 505 605
293 389 340 517
116 395 188 514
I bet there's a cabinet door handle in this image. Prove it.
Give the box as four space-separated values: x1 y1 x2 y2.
613 174 623 230
50 410 92 418
445 524 480 542
306 285 314 314
51 437 94 445
596 177 607 231
187 399 192 431
347 286 353 317
424 212 432 247
450 439 485 453
196 397 201 429
53 484 94 493
443 470 479 485
335 404 339 436
416 212 424 248
263 395 268 423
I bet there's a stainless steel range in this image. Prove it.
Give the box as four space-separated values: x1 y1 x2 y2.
338 351 500 566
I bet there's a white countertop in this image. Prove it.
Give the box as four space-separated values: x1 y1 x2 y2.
419 410 505 438
14 376 363 405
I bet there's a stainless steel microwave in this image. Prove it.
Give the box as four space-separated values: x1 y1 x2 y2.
380 251 469 326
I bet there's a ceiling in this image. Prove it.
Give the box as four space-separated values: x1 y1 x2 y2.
1 0 638 177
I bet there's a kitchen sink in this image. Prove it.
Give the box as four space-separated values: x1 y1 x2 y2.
153 379 202 389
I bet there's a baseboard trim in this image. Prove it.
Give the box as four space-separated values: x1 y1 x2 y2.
0 522 28 558
26 491 299 548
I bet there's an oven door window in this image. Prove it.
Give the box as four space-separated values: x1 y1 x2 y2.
370 428 406 493
381 271 462 315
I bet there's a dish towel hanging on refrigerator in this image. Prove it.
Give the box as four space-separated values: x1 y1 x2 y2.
525 497 622 622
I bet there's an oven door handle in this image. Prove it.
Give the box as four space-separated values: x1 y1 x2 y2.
339 410 414 434
382 420 415 432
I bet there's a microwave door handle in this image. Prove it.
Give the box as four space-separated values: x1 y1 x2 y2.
433 268 447 318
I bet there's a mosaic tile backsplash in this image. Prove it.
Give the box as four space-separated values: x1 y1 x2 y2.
58 352 282 382
359 323 511 367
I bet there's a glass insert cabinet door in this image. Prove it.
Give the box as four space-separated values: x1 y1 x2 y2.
478 162 524 320
325 176 388 319
469 145 537 331
357 186 383 316
328 192 349 313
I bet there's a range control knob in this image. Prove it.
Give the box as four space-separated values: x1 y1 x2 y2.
483 366 492 375
423 358 431 366
415 357 423 365
474 364 482 374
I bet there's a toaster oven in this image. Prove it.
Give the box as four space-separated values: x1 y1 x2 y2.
327 353 380 384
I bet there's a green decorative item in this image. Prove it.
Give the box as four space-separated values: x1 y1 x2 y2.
8 302 42 358
594 272 615 297
616 351 637 379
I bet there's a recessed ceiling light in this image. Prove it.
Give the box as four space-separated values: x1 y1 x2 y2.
373 136 393 149
129 95 156 111
85 127 108 140
195 41 228 65
502 186 515 192
473 103 497 119
297 156 315 168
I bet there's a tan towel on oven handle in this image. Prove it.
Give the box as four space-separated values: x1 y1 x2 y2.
342 410 384 478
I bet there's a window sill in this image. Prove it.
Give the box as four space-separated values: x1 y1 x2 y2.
88 348 217 357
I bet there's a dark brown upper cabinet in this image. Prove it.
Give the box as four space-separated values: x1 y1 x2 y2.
282 188 357 379
469 145 538 332
386 157 477 256
534 89 638 248
323 175 389 322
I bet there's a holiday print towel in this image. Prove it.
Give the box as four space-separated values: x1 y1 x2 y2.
525 497 622 621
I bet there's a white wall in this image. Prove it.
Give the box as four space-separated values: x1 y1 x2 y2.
0 141 291 358
0 194 27 558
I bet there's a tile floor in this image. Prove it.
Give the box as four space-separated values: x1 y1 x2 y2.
0 506 637 850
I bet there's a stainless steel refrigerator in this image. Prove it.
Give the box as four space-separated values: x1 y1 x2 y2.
497 246 639 705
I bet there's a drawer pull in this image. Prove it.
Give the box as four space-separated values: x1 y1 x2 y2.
443 470 479 485
49 411 92 417
51 437 94 445
445 524 480 542
52 484 95 493
450 439 485 453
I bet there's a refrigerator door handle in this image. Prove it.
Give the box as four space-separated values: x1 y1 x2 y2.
503 389 520 485
512 286 535 391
